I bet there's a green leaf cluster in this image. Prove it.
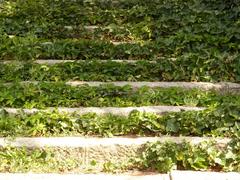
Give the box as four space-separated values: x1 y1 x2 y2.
1 55 239 82
1 0 240 59
138 140 240 173
0 105 239 137
0 83 240 108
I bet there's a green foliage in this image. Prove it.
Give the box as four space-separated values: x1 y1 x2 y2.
1 0 240 59
0 0 239 173
0 0 239 174
1 36 240 61
0 147 81 173
0 105 239 137
137 140 240 173
1 55 239 82
0 140 239 173
0 82 239 108
1 0 240 40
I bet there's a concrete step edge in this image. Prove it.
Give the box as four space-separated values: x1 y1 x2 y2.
0 136 231 148
0 59 155 64
0 173 170 180
2 106 205 116
170 170 240 180
66 81 240 90
0 171 239 180
3 81 240 91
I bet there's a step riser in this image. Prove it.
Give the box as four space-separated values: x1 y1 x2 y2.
0 137 232 173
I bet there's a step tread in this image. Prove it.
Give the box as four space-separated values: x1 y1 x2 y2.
0 136 231 148
2 106 205 115
170 170 240 180
3 81 240 90
0 171 239 180
0 59 153 64
0 173 169 180
66 81 240 90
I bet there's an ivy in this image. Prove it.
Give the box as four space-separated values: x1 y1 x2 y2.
1 54 239 82
0 140 239 173
1 0 240 59
0 82 240 108
0 105 239 137
137 140 240 173
1 35 240 60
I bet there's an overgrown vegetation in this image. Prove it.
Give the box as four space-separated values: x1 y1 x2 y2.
0 147 88 173
136 140 240 173
1 0 240 41
1 36 240 61
0 105 239 137
1 0 240 60
0 0 240 174
1 57 239 82
0 83 240 108
0 140 239 173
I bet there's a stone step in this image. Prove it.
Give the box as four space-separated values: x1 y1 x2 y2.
0 136 230 173
65 81 240 91
3 81 240 91
39 40 135 47
0 171 239 180
0 136 233 175
36 59 140 64
2 105 205 116
0 136 230 148
0 59 156 64
0 173 169 180
170 170 240 180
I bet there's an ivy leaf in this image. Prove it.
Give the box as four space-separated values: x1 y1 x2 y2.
166 119 179 133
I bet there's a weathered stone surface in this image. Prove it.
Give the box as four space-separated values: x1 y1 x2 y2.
66 81 240 91
0 136 230 148
171 170 240 180
2 105 205 116
0 173 170 180
4 80 240 91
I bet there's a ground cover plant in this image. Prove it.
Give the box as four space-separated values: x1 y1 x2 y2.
0 83 240 108
0 0 240 60
0 140 238 173
1 0 240 41
0 55 239 82
0 105 239 137
136 139 240 173
0 0 239 174
1 35 240 61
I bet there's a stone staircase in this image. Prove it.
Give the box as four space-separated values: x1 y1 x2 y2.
0 0 240 179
